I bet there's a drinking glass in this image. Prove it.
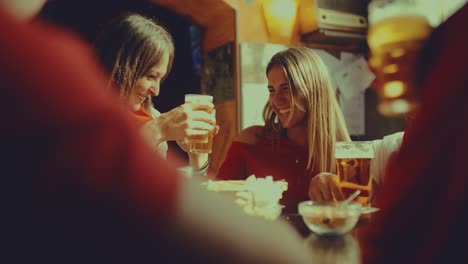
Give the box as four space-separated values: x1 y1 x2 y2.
184 94 215 154
367 0 432 116
335 141 374 206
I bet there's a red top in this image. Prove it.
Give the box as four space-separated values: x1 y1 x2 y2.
217 133 313 213
131 107 154 127
362 4 468 264
0 10 180 262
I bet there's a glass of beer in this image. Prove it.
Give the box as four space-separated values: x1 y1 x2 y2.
184 94 215 154
367 0 432 116
335 142 374 206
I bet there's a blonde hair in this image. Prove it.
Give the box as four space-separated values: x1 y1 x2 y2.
94 12 175 112
263 47 351 175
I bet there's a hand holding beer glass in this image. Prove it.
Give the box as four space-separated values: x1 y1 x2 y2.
368 0 432 116
184 94 216 154
335 142 374 206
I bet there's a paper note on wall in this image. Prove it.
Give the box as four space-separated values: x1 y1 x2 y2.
335 55 375 99
340 52 358 64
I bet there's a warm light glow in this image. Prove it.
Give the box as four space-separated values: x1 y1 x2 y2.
379 99 413 116
390 48 405 58
262 0 298 43
368 57 381 68
383 81 405 98
383 64 399 74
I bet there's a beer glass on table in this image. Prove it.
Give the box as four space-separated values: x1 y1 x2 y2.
367 0 432 116
184 94 215 154
335 142 374 206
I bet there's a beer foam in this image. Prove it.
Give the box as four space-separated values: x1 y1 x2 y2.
368 0 428 25
335 141 374 159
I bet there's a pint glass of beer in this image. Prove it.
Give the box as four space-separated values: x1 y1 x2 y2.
335 142 374 206
367 0 432 116
184 94 215 154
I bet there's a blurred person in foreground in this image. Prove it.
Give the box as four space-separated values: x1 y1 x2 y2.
362 3 468 263
93 13 215 175
0 0 313 262
217 47 351 213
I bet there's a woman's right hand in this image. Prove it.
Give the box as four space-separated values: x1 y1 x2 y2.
308 172 344 202
155 101 216 143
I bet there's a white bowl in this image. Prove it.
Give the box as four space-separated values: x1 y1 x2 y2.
298 200 362 235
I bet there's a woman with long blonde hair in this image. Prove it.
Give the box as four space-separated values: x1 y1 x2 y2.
217 47 351 212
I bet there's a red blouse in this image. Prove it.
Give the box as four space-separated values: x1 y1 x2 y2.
131 107 154 127
217 133 314 213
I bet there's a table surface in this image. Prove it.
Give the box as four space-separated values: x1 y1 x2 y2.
282 213 370 264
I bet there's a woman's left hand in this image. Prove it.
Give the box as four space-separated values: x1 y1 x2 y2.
308 172 344 202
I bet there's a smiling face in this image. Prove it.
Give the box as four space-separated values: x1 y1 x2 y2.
94 13 175 112
127 53 169 111
267 65 307 128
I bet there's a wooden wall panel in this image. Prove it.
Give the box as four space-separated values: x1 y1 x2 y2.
150 0 236 51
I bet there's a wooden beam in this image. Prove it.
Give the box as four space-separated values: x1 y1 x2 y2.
150 0 236 52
